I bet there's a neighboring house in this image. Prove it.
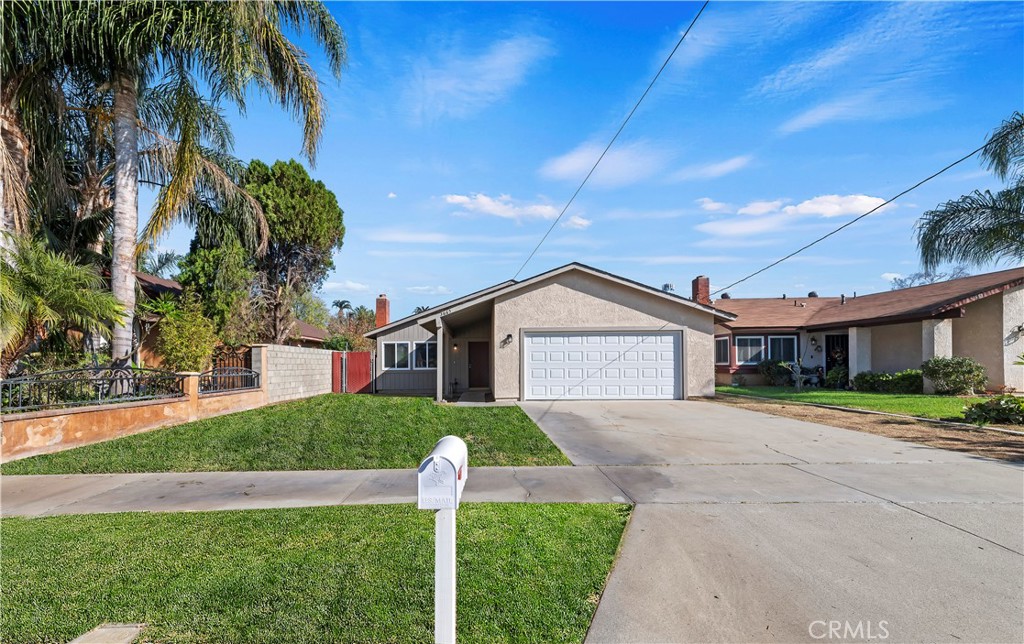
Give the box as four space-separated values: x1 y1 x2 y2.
289 320 328 348
364 263 736 402
713 267 1024 392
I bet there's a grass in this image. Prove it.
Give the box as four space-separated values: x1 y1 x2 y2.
717 386 985 420
1 503 629 643
1 394 569 475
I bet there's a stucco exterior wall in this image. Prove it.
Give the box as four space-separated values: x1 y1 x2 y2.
952 292 1006 387
1001 285 1024 390
372 322 436 394
264 344 333 403
492 272 716 399
871 321 923 373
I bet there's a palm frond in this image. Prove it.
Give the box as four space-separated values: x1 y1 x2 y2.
916 187 1024 271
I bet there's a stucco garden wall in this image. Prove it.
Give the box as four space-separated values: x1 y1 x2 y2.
492 272 717 400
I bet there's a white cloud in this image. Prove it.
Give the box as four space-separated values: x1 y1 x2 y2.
443 193 559 221
696 198 731 213
782 194 888 218
539 140 671 189
387 192 397 199
562 215 592 230
405 34 553 124
737 199 786 216
672 155 753 181
407 285 453 296
697 193 889 238
322 279 370 293
881 272 903 282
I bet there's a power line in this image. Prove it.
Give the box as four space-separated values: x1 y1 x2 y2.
710 134 1010 296
512 0 711 280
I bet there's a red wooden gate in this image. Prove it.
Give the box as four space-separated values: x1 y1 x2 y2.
332 351 373 394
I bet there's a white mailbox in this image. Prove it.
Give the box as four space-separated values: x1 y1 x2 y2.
418 436 468 510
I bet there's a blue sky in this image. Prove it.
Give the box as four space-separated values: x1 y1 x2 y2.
147 1 1024 318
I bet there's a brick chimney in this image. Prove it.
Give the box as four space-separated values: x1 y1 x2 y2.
691 275 710 306
375 294 390 328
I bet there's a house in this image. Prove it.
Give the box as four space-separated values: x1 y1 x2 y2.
289 320 329 348
713 267 1024 393
364 263 736 402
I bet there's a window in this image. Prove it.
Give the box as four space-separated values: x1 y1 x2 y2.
383 342 410 369
768 336 797 363
715 337 730 365
735 336 765 365
413 341 437 369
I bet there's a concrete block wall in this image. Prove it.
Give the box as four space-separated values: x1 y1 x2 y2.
261 344 334 403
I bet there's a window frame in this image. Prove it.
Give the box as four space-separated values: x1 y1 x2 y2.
735 335 766 366
412 340 438 370
767 335 798 363
382 341 411 370
714 337 731 365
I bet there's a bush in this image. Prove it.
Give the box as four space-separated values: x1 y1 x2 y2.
156 292 218 372
824 366 848 389
963 395 1024 426
852 369 923 394
921 356 987 395
757 359 792 386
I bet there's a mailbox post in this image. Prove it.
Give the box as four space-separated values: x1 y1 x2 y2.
418 436 468 644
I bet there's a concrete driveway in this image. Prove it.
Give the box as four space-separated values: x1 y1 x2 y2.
518 400 1024 643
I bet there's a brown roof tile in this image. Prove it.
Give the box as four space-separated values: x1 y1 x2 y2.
718 266 1024 331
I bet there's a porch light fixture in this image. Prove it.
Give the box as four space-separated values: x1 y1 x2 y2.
809 336 818 346
504 334 513 343
453 343 459 352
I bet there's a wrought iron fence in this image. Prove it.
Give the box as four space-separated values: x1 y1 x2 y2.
1 367 185 414
212 346 253 371
198 367 260 394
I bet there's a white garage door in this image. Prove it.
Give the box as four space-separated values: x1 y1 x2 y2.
524 331 681 400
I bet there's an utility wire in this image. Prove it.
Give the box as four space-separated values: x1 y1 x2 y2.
711 133 1011 296
513 0 710 280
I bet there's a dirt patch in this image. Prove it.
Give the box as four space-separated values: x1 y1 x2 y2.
713 394 1024 463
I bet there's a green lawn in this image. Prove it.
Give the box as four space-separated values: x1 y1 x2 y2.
1 394 569 475
1 503 629 643
717 386 984 420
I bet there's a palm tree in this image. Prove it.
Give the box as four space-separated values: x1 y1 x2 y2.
54 1 346 359
333 299 353 316
917 111 1024 270
413 305 431 314
1 234 124 377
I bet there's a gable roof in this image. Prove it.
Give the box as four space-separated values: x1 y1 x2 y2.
364 279 517 338
366 262 735 339
292 320 328 342
717 266 1024 331
135 271 183 298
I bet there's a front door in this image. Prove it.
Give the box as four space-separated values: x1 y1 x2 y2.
825 334 849 374
468 341 489 388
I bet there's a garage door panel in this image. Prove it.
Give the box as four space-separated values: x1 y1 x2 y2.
524 331 680 400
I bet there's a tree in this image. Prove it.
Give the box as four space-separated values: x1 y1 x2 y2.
176 239 255 342
20 1 347 360
916 111 1024 270
350 305 375 327
889 266 969 290
154 291 217 372
138 249 182 278
0 234 124 377
244 159 345 343
413 305 431 314
292 291 331 330
662 283 675 292
332 299 352 315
